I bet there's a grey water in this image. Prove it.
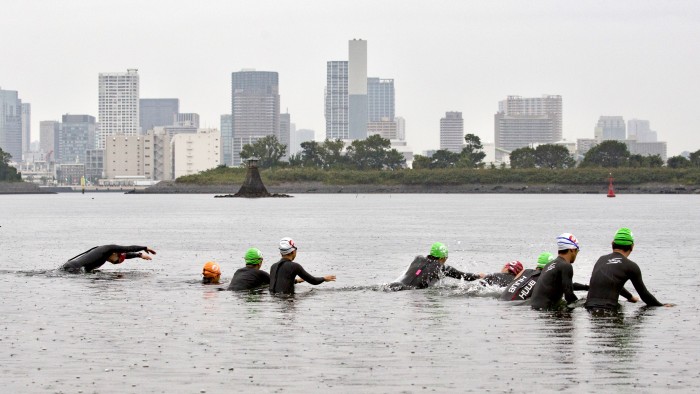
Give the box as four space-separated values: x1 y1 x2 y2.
1 193 699 393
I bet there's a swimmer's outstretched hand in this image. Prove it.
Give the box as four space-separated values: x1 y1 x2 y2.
324 275 336 282
145 247 157 255
628 296 640 303
140 253 153 261
295 278 305 284
663 303 675 307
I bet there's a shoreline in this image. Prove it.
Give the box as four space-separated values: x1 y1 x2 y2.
139 181 700 194
2 181 699 195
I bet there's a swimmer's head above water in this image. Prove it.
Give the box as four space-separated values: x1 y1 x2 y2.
244 248 264 268
279 237 297 260
429 242 448 264
202 261 221 284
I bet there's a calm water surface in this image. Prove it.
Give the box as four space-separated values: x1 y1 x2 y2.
1 193 699 393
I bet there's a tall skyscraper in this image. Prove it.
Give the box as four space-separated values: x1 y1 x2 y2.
348 39 368 140
21 103 31 157
220 114 232 166
40 120 60 160
0 88 23 162
58 114 96 164
627 119 657 142
279 113 291 160
494 95 563 161
594 116 626 141
139 98 179 132
0 89 22 162
231 70 280 166
98 69 139 149
325 60 348 140
368 78 395 122
440 112 464 153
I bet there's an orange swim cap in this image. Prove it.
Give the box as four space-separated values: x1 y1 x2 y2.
202 261 221 278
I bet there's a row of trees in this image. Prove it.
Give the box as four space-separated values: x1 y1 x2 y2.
238 134 700 171
0 148 22 182
240 134 406 170
412 134 487 169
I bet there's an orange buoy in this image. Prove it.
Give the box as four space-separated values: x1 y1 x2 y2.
607 173 616 197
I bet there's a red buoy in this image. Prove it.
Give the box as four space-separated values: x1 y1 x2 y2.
607 173 616 198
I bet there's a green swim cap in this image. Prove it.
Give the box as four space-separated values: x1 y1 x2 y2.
536 252 554 269
613 228 634 245
244 248 264 265
430 242 448 259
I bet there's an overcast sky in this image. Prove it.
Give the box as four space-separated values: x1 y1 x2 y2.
2 0 699 155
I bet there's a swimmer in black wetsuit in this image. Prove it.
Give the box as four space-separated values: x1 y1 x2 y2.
390 242 480 290
585 228 673 312
228 248 271 291
501 252 589 301
269 237 336 295
202 261 221 284
60 244 156 273
530 233 581 310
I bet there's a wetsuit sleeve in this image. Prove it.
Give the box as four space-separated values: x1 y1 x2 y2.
293 263 325 285
562 263 578 303
443 266 478 281
125 252 142 259
628 263 663 306
619 287 634 301
107 245 148 253
573 282 589 291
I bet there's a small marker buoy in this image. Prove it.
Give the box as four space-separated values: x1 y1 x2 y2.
607 173 616 198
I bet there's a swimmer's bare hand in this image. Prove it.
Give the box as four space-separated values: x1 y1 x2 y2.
295 278 305 284
323 275 336 282
663 303 675 307
140 253 152 261
478 273 486 279
628 296 639 303
145 247 156 255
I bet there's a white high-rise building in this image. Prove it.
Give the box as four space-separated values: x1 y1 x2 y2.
395 117 406 141
348 39 368 140
325 61 349 140
494 95 563 161
98 69 140 149
440 112 464 153
498 95 562 140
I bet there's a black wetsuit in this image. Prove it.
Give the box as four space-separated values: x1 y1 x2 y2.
482 272 515 287
501 269 589 301
501 269 541 301
391 256 480 290
60 245 147 273
227 267 270 291
269 258 325 295
585 252 663 310
529 257 578 309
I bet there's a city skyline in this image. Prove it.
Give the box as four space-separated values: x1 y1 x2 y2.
2 1 699 156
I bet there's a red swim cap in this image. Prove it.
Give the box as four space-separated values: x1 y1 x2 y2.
505 261 524 275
